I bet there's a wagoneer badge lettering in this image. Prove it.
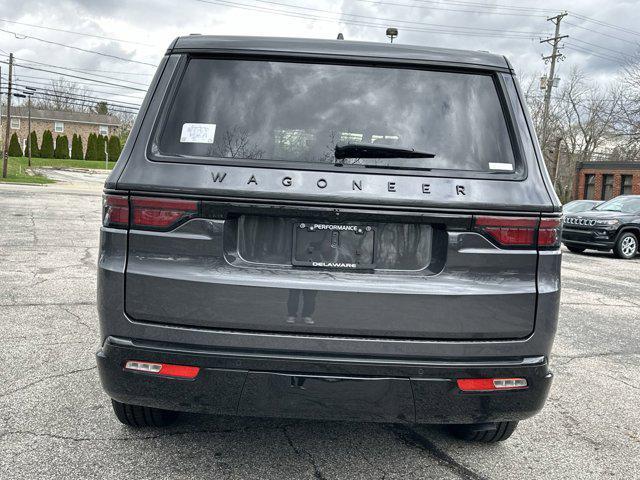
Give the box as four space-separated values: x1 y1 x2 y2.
210 170 470 196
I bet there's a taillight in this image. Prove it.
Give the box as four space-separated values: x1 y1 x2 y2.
538 218 562 248
103 194 129 228
474 216 561 249
124 360 200 379
130 197 199 230
457 377 528 392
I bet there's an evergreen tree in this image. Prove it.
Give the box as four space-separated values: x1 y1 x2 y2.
71 134 83 160
8 132 23 157
54 136 62 159
54 135 70 159
28 131 40 158
94 101 109 115
107 135 122 162
40 130 55 158
85 133 97 160
96 134 107 162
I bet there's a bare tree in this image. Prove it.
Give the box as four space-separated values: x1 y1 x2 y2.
560 67 622 163
617 52 640 160
31 77 95 112
212 126 263 159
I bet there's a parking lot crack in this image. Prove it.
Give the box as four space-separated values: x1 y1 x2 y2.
282 426 327 480
59 305 94 331
552 351 640 367
392 426 489 480
0 366 97 400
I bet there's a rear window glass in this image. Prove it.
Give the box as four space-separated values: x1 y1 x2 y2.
155 58 516 172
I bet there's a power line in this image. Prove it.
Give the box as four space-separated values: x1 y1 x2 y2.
3 55 151 87
1 89 139 116
0 17 154 47
227 0 548 35
569 38 635 62
0 26 157 67
195 0 543 39
564 21 640 45
0 60 148 91
4 81 142 109
570 12 640 38
2 73 146 99
564 44 627 64
1 85 140 110
355 0 550 18
411 0 554 15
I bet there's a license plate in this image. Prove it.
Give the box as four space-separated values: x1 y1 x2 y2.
292 222 375 270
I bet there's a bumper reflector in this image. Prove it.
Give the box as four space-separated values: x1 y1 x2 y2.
457 377 527 392
124 360 200 379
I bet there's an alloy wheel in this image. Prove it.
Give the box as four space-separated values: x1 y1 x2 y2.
621 236 637 257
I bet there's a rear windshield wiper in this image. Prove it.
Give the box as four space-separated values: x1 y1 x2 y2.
334 142 436 160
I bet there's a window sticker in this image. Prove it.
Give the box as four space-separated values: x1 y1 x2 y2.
180 123 217 143
488 162 514 171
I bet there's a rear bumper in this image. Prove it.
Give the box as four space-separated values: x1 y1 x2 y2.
97 336 553 424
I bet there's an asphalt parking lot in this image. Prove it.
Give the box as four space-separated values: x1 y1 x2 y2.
0 181 638 480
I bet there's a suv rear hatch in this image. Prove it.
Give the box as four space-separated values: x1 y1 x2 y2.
115 53 559 341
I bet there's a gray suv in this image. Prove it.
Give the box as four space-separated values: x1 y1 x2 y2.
97 36 561 443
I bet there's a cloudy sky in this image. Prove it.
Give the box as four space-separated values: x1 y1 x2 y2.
1 0 639 112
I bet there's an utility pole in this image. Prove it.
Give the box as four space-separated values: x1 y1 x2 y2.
2 53 13 178
540 13 568 154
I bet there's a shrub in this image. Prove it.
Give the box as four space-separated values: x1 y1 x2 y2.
96 134 107 162
85 133 97 160
40 130 54 158
27 131 40 158
107 135 122 161
8 132 23 157
71 134 84 160
54 135 69 159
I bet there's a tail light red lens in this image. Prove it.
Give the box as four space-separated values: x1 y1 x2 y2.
538 218 562 247
130 197 199 230
474 216 561 249
457 377 528 392
103 194 129 228
124 360 200 379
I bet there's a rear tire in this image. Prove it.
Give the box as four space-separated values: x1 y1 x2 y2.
614 232 638 259
449 421 518 443
565 245 586 254
111 399 178 427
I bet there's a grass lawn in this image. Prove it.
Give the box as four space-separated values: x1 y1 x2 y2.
0 157 116 184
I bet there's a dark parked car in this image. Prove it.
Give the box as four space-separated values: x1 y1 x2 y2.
562 195 640 258
97 36 562 443
562 199 602 214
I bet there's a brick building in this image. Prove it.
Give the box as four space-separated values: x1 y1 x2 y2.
574 161 640 201
1 106 120 154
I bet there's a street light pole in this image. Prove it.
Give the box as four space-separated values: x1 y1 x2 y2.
13 87 36 167
24 87 36 167
27 95 32 167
